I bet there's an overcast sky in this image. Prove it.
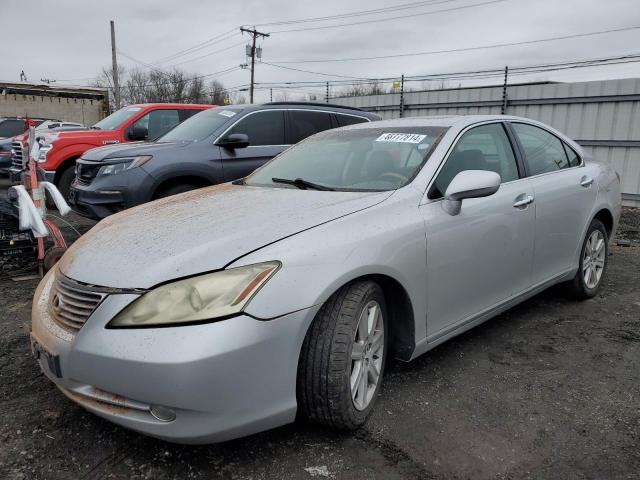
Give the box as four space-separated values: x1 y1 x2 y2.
3 0 640 102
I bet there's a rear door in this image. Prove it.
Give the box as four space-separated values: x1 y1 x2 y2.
509 122 597 285
287 110 334 144
218 110 287 181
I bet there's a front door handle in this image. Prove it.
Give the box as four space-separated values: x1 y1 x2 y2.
580 175 594 188
513 194 534 209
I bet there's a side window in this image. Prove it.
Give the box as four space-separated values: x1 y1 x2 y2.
511 123 569 175
289 111 333 144
179 109 200 122
0 120 25 137
131 109 180 140
431 123 519 198
336 114 368 127
228 111 285 146
564 143 581 167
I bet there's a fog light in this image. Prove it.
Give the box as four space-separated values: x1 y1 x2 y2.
150 405 176 422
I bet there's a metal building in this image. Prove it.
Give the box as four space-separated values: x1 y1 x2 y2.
331 78 640 207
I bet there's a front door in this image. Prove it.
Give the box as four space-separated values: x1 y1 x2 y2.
218 110 288 181
421 122 536 338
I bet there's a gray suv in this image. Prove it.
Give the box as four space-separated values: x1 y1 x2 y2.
69 102 379 219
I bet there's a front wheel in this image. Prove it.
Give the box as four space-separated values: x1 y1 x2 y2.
56 165 76 201
297 280 387 430
567 219 609 299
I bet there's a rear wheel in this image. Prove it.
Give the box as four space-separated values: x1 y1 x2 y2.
155 183 198 199
297 280 387 430
567 219 608 299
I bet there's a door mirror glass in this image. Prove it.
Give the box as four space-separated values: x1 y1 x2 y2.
128 125 148 141
442 170 501 216
219 133 250 149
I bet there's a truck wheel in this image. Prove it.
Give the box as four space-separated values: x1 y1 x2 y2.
567 219 609 300
297 280 388 430
156 183 198 199
57 166 76 201
43 247 66 272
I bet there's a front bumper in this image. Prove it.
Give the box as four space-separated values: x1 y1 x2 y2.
69 182 125 220
31 270 318 444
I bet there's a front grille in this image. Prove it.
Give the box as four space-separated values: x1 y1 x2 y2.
11 141 24 169
76 160 102 185
49 274 107 332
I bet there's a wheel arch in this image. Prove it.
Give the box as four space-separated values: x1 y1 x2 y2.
306 273 417 362
592 207 614 238
152 175 212 199
53 155 81 184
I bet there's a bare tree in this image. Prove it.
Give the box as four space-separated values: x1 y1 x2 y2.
93 65 225 108
208 80 228 105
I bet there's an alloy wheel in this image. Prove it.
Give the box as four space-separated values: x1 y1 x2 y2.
350 300 384 411
583 230 606 289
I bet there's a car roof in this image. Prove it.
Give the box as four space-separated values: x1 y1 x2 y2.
127 103 213 109
343 114 533 129
228 102 378 117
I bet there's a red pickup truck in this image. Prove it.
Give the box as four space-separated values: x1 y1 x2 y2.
9 103 213 197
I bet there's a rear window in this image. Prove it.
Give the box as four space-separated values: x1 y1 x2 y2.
336 114 369 127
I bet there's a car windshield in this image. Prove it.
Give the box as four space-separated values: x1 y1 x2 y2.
92 107 143 130
157 108 243 143
245 126 448 191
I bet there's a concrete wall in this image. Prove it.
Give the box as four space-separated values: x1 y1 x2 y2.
0 83 107 126
331 78 640 207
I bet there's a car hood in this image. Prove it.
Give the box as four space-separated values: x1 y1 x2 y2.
81 141 186 161
59 183 392 289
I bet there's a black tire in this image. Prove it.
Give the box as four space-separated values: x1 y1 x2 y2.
155 183 198 199
567 219 609 300
56 165 76 201
297 280 388 430
43 247 66 272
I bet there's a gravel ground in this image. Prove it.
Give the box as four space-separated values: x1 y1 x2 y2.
1 179 639 479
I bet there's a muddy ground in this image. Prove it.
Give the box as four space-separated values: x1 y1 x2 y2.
1 179 639 479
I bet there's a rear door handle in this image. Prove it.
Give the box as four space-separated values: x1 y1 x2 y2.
513 194 534 209
580 176 594 188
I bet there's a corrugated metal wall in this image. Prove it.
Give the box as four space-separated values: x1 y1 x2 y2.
331 78 640 207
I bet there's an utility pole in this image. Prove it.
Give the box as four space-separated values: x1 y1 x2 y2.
270 88 273 102
325 82 329 103
399 74 405 118
240 26 269 103
110 20 121 110
501 66 509 115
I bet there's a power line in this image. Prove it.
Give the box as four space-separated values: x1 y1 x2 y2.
167 40 246 67
251 0 463 26
260 61 376 80
269 25 640 63
152 28 241 64
269 0 507 33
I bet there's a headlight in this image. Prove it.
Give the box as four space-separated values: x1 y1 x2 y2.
37 145 51 163
107 261 280 328
97 155 152 177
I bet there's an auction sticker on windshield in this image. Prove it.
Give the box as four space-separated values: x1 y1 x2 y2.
218 110 237 118
376 133 427 143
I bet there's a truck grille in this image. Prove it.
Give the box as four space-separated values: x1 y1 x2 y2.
11 140 24 169
75 160 102 185
49 274 107 332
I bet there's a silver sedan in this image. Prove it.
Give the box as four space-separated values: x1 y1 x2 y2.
31 115 621 443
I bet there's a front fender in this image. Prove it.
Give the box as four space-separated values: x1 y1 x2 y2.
229 190 429 342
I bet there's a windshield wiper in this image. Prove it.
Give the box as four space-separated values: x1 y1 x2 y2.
90 126 101 130
271 177 334 191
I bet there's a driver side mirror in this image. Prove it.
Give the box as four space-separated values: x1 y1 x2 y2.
128 125 148 141
218 133 250 149
442 170 501 216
